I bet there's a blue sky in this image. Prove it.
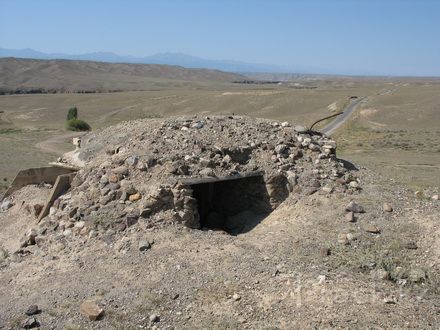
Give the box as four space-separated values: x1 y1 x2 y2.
1 0 439 76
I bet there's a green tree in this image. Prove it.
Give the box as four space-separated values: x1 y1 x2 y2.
67 106 78 120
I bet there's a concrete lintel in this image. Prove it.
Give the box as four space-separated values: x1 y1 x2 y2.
179 171 264 186
48 162 81 171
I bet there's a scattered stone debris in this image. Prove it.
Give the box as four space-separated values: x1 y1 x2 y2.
20 317 39 329
361 260 376 270
19 229 38 248
337 233 350 245
138 239 153 251
403 241 418 250
383 202 393 212
383 296 397 304
371 269 390 281
80 300 104 321
317 275 326 284
364 224 380 234
149 313 160 323
320 247 331 256
432 194 439 201
345 211 355 222
25 305 40 316
0 199 13 211
232 293 241 301
345 201 365 213
408 268 426 283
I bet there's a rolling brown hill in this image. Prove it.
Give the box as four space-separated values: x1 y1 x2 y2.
0 57 246 94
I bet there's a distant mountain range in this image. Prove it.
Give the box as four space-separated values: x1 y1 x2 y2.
0 47 292 73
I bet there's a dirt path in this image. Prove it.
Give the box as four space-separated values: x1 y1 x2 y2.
35 131 84 155
97 103 141 123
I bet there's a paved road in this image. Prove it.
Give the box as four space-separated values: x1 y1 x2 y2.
321 97 365 136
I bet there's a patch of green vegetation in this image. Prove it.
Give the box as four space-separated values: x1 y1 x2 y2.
66 118 91 131
64 324 82 330
65 106 91 131
140 112 163 119
0 247 9 263
0 128 22 134
331 235 440 297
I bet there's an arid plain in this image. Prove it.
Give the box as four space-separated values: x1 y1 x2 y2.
0 67 439 192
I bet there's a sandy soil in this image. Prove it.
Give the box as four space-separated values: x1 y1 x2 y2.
0 168 439 329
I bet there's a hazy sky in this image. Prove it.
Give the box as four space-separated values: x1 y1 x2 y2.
1 0 439 76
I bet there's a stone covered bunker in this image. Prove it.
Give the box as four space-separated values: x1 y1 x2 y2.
29 115 359 237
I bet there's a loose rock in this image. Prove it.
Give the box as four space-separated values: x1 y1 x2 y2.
20 317 39 329
384 296 397 304
320 247 331 256
345 201 365 213
403 241 418 250
25 305 40 316
383 202 393 212
149 313 160 323
371 269 390 281
337 233 350 245
345 211 355 222
0 200 13 211
80 300 104 321
126 155 139 166
364 224 380 234
408 268 426 283
139 239 152 251
129 193 141 202
232 293 241 301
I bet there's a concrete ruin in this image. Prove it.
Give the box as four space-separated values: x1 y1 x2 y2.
37 172 77 221
2 165 77 200
1 165 78 220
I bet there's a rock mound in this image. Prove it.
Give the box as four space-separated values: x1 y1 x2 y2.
36 116 359 242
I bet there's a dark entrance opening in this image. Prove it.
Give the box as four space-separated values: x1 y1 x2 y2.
189 174 272 235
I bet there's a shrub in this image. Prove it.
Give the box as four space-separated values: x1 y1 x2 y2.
66 118 91 131
67 107 78 120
